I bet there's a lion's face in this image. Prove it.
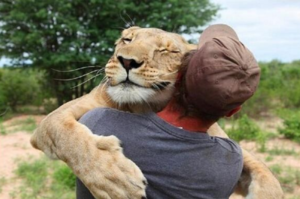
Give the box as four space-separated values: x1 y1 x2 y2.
105 26 196 106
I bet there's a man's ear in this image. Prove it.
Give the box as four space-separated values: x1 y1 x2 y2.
225 106 242 117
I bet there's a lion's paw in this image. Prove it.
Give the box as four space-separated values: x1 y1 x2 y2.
95 135 122 151
102 155 148 199
81 135 147 199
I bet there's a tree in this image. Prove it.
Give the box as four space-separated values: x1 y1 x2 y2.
0 0 219 105
0 68 43 111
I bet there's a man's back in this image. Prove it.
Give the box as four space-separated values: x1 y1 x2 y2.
77 108 243 199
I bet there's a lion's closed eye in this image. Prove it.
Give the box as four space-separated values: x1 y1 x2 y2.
122 38 132 44
159 48 168 53
159 48 180 53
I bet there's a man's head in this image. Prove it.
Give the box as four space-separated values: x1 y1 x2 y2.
179 24 260 121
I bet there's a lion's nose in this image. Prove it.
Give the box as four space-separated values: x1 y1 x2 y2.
117 56 143 71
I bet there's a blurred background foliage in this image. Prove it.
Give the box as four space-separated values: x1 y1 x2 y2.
0 0 219 105
0 0 300 143
240 60 300 117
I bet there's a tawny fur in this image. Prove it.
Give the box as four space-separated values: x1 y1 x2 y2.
31 27 283 199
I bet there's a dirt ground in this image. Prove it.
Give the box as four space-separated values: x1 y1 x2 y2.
0 115 44 199
231 138 300 199
0 115 299 199
0 132 42 199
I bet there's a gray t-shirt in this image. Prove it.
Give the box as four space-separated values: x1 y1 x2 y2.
76 108 243 199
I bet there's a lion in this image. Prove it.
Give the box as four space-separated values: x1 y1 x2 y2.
31 26 283 199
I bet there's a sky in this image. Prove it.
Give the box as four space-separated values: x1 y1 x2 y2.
202 0 300 62
1 1 300 65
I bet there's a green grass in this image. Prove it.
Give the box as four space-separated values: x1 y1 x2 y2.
19 117 37 133
288 197 300 199
13 157 48 198
270 164 300 193
0 177 7 193
222 115 270 152
270 164 282 175
0 120 6 135
17 105 44 115
12 157 75 199
3 117 37 134
0 116 37 135
268 147 299 156
53 163 76 190
256 131 268 152
226 114 261 142
265 156 274 162
276 109 300 142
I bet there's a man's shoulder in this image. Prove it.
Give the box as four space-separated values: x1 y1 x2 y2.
209 137 243 169
79 108 125 129
213 137 242 154
79 108 111 123
79 108 149 129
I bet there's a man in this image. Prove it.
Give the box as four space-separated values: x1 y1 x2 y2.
77 24 260 199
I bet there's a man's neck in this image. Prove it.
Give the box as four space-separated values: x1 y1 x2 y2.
156 100 212 133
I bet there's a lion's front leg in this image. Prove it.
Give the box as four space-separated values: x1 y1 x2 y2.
30 87 147 198
234 149 283 199
33 115 147 199
31 87 107 158
207 123 283 199
57 123 147 199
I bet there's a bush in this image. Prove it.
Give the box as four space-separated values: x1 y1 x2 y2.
226 114 261 142
239 60 300 117
278 111 300 143
42 98 59 114
225 115 268 151
0 68 47 112
279 61 300 108
239 60 284 117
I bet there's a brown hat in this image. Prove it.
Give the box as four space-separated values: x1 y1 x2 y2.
185 24 260 117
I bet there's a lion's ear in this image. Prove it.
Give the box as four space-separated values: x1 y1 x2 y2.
115 38 121 45
127 26 140 30
121 26 141 36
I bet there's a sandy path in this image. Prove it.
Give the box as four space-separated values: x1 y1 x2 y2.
0 132 42 199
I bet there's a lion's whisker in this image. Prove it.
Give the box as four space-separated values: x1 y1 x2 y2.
92 71 109 98
54 70 100 81
52 66 102 73
100 78 109 94
112 26 126 31
133 87 151 109
71 72 103 89
89 68 105 84
151 83 165 94
98 74 108 85
124 12 135 27
99 78 114 104
119 13 131 28
151 83 160 90
158 70 179 77
94 76 108 98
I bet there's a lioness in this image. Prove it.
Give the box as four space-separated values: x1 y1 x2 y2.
31 26 283 199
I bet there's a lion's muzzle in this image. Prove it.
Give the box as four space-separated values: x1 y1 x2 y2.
117 56 144 72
